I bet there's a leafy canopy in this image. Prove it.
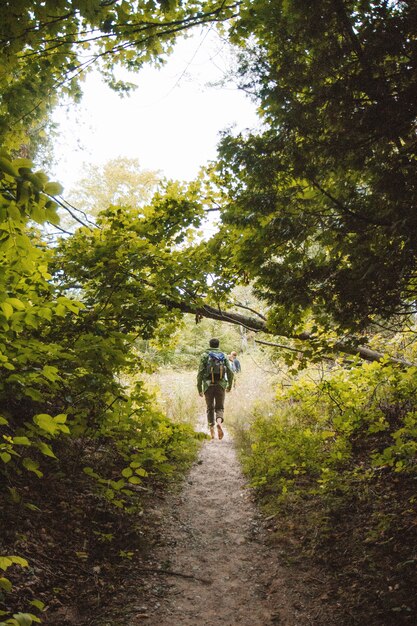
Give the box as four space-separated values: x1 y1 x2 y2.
0 0 239 151
211 0 417 334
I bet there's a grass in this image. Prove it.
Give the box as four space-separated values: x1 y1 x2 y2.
143 350 281 436
225 352 280 434
144 368 201 428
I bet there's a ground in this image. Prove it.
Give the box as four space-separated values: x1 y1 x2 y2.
103 426 319 626
9 414 407 625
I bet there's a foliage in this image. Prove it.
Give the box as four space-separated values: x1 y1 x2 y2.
240 360 417 498
0 153 203 620
237 358 417 619
0 148 79 465
137 312 245 370
0 0 239 152
67 157 161 220
3 1 417 621
211 0 417 333
56 180 210 326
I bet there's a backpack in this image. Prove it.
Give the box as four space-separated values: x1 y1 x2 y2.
206 351 227 384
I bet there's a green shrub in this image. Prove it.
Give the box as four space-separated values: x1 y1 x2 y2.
239 361 417 500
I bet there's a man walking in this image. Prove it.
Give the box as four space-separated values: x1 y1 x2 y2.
231 351 241 374
197 338 234 439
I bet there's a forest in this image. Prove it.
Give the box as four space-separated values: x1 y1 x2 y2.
1 1 417 624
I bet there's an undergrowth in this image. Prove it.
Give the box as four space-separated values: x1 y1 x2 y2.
0 409 201 625
235 360 417 625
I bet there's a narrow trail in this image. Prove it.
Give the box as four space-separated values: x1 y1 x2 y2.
140 427 305 626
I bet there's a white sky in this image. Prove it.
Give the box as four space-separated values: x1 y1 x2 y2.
52 28 260 192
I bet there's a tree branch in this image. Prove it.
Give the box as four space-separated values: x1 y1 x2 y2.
233 301 267 321
310 177 391 227
254 338 300 353
163 297 414 366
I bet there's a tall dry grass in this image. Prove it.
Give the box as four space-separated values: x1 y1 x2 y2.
145 368 202 428
145 351 282 437
225 353 279 434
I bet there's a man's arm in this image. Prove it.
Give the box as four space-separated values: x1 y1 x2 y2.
225 357 234 390
197 354 207 394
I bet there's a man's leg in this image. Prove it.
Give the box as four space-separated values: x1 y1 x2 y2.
204 386 215 439
213 385 226 439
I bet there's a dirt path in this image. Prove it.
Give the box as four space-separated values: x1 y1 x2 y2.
138 427 306 626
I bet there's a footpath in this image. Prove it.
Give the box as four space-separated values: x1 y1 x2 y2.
137 428 310 626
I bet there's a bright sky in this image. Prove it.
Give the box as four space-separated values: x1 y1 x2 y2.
52 28 260 192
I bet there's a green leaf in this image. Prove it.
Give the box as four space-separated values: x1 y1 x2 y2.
83 466 100 479
0 302 13 320
30 205 46 224
0 452 11 463
41 365 59 382
13 437 31 446
38 307 52 321
13 159 33 169
0 557 13 571
0 576 12 591
0 157 19 178
5 298 25 311
29 600 44 612
22 458 43 477
24 388 42 401
24 503 42 512
121 467 133 478
128 476 142 484
33 414 58 434
10 557 28 568
45 205 60 226
44 182 64 195
37 442 56 458
0 416 8 425
12 613 33 626
110 479 125 490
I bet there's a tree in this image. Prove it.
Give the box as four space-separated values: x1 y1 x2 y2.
209 0 417 334
67 157 160 219
0 0 239 152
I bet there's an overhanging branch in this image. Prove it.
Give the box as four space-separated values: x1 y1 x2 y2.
163 298 414 366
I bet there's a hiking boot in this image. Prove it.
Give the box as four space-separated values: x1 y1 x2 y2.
210 426 215 439
217 423 224 440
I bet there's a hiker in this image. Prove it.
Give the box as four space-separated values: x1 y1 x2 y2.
228 353 237 372
231 351 241 374
197 338 234 440
230 351 241 388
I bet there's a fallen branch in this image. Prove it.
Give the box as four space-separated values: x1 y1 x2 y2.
162 298 414 366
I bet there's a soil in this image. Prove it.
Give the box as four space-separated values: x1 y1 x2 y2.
4 417 416 624
1 425 330 625
125 426 314 626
